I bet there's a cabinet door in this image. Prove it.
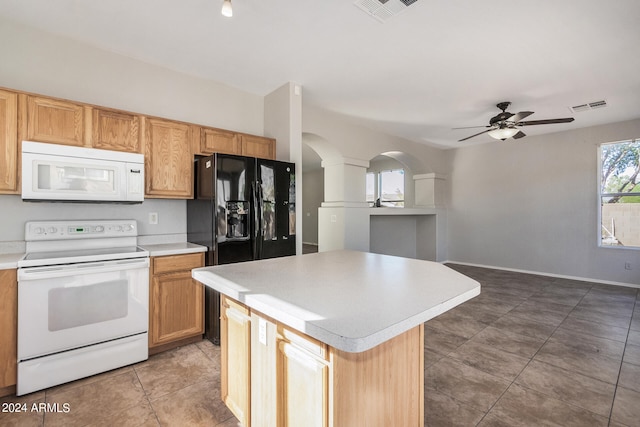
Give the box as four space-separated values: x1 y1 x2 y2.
149 264 204 347
92 108 141 153
200 127 240 155
0 90 18 193
221 296 251 426
277 328 329 427
26 96 85 146
241 135 275 160
144 117 194 198
0 269 17 391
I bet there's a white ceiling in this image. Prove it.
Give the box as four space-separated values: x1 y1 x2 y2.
2 0 640 148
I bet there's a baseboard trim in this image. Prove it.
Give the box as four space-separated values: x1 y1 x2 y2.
441 260 640 290
302 242 319 246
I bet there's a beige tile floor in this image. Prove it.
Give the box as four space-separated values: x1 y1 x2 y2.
1 264 638 426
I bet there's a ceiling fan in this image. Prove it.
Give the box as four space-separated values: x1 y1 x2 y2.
455 102 575 142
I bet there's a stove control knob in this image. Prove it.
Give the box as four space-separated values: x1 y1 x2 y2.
33 227 45 235
122 224 134 232
114 225 122 231
48 227 58 234
95 226 104 233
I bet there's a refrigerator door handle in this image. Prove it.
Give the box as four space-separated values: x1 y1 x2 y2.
256 183 264 259
251 182 258 260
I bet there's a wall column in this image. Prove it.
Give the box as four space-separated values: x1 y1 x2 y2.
318 157 370 252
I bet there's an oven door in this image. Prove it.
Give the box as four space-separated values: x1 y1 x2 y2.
17 257 149 361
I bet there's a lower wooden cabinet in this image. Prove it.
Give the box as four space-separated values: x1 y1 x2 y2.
221 295 252 426
223 298 329 427
276 327 329 427
149 253 204 351
220 296 424 426
0 269 17 396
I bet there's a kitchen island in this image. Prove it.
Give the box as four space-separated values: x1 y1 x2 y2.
192 250 480 426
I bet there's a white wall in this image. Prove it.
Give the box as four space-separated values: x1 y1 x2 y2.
0 16 265 244
0 196 185 243
447 118 640 286
0 17 264 134
302 169 324 244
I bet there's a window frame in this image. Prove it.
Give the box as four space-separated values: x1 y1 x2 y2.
366 168 405 207
597 139 640 250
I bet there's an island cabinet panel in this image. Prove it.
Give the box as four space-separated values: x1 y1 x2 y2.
25 95 85 146
221 295 251 427
143 117 194 199
198 127 240 156
276 327 329 427
149 253 204 352
0 269 17 397
0 89 18 193
241 135 275 160
330 324 425 427
91 108 142 153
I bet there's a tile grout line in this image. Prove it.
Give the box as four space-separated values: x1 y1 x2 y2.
606 289 639 427
474 278 595 426
132 359 163 427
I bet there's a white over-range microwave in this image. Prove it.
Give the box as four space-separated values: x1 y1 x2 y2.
22 141 145 203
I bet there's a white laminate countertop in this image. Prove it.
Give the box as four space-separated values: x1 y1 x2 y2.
139 242 206 257
0 253 24 270
192 250 480 353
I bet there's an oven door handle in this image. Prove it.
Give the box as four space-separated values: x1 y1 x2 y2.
18 258 150 281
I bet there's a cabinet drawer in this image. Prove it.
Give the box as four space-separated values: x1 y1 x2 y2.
152 253 203 275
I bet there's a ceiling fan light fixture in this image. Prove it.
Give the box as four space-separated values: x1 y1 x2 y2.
221 0 233 17
488 127 519 140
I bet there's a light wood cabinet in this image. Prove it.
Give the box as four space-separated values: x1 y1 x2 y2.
91 108 142 153
221 295 251 426
198 127 240 156
149 253 204 351
143 117 195 198
0 89 18 194
277 327 329 427
0 269 17 396
241 135 276 160
220 295 424 426
25 95 85 146
197 128 276 160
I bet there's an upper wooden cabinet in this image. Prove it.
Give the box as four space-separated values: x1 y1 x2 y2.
91 108 142 153
241 135 275 160
25 95 85 146
143 117 195 199
199 127 240 156
197 128 276 160
0 89 18 193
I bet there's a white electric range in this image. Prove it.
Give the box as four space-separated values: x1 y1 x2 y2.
16 220 150 396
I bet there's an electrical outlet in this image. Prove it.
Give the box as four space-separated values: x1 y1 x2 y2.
149 212 158 225
258 318 267 345
624 262 632 270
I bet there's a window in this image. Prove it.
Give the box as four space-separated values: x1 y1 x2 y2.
599 139 640 248
366 169 405 207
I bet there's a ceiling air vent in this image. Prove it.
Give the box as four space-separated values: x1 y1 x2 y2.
569 100 607 113
354 0 419 22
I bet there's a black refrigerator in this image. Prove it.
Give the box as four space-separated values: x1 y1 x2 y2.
187 153 296 343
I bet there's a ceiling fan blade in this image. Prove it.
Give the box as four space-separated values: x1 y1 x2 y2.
452 125 491 130
510 111 534 123
512 131 526 139
518 118 575 126
458 128 493 142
